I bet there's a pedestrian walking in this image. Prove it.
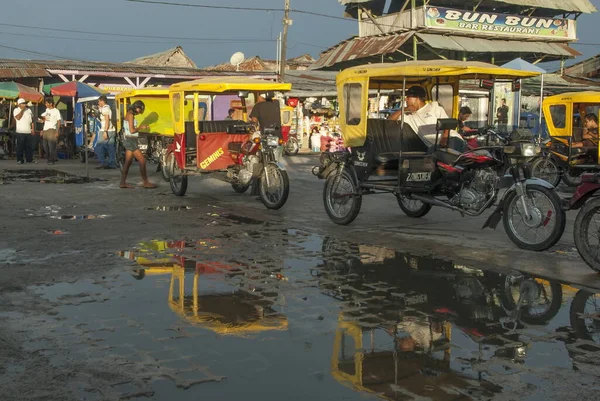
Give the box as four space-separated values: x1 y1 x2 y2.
40 97 62 165
13 98 34 164
119 100 156 189
94 95 117 169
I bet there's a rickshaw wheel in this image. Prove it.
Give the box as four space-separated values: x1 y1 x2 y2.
169 157 188 196
562 169 583 187
397 194 432 218
116 139 126 172
259 164 290 209
531 157 561 187
323 167 362 225
574 197 600 273
161 152 173 182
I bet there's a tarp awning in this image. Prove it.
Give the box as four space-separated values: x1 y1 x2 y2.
416 33 581 57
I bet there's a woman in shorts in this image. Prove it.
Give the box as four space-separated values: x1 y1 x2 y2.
119 100 156 189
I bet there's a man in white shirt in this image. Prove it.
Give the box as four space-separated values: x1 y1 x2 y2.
40 97 62 165
388 86 466 152
94 95 117 169
13 98 34 164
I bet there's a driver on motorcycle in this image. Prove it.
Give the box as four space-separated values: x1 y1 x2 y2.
388 85 466 152
250 91 282 161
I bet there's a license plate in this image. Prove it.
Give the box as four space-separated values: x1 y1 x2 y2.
406 172 431 182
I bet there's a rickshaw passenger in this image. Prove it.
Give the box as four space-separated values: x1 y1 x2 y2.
583 113 598 146
388 86 466 152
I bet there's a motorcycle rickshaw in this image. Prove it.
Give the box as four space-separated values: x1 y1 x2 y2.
115 88 176 181
313 60 565 251
168 77 292 209
531 92 600 187
281 105 299 155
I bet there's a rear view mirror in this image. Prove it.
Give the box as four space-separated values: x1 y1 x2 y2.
436 118 458 131
238 91 249 98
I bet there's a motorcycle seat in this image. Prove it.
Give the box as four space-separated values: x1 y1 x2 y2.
434 148 461 165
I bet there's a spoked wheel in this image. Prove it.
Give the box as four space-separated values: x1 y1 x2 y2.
116 139 126 172
570 290 600 342
232 182 250 193
160 152 173 182
574 197 600 272
397 194 432 218
169 156 188 196
284 138 299 156
259 164 289 209
562 169 583 187
323 167 362 225
502 274 563 325
503 184 566 251
531 157 561 187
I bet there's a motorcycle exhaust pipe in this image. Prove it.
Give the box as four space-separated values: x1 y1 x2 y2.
410 194 462 212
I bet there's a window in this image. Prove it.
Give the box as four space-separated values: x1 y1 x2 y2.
549 104 566 129
344 83 363 126
172 93 181 123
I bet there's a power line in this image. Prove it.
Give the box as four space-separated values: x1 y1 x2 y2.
125 0 352 22
0 43 86 61
0 29 274 45
0 22 273 42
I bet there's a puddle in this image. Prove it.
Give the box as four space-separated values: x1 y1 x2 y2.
19 232 600 400
148 206 193 211
220 214 263 225
49 215 109 220
0 169 98 184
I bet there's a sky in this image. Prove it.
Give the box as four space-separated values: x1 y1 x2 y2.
0 0 599 70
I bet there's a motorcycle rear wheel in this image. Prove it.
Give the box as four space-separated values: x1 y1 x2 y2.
232 182 250 193
574 197 600 272
503 184 565 251
397 195 432 218
531 157 561 187
259 164 289 209
562 169 583 187
323 167 362 225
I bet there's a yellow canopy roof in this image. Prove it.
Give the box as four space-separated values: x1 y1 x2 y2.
170 76 292 93
337 60 541 85
543 91 600 105
115 87 170 100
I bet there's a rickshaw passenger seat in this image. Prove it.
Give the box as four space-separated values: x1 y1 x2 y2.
184 122 197 150
366 119 428 165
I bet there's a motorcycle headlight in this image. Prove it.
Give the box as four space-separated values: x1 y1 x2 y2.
521 143 536 157
264 135 279 148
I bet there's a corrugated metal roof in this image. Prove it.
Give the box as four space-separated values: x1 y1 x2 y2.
0 62 51 78
0 59 252 79
416 33 581 57
126 46 197 69
338 0 596 13
311 33 413 70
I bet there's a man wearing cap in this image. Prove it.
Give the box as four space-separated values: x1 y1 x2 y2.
40 97 62 165
388 86 466 152
94 95 116 169
13 98 34 164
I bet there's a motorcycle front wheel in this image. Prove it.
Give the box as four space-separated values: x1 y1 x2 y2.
284 138 299 156
531 157 561 187
503 184 566 251
169 156 188 196
323 167 362 225
574 197 600 272
259 164 289 209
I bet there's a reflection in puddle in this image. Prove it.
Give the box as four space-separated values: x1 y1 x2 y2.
147 206 193 211
25 233 600 400
1 169 97 184
49 215 109 220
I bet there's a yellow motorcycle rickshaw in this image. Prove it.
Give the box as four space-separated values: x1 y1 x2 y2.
313 60 565 251
531 91 600 187
115 88 178 181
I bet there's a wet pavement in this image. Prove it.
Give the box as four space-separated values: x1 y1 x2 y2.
4 231 599 401
0 169 98 184
1 159 600 401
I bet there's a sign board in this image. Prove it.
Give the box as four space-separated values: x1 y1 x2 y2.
424 6 576 41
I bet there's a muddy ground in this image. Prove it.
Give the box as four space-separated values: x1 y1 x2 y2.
1 158 600 401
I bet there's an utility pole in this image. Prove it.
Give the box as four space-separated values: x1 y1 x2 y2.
279 0 291 82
